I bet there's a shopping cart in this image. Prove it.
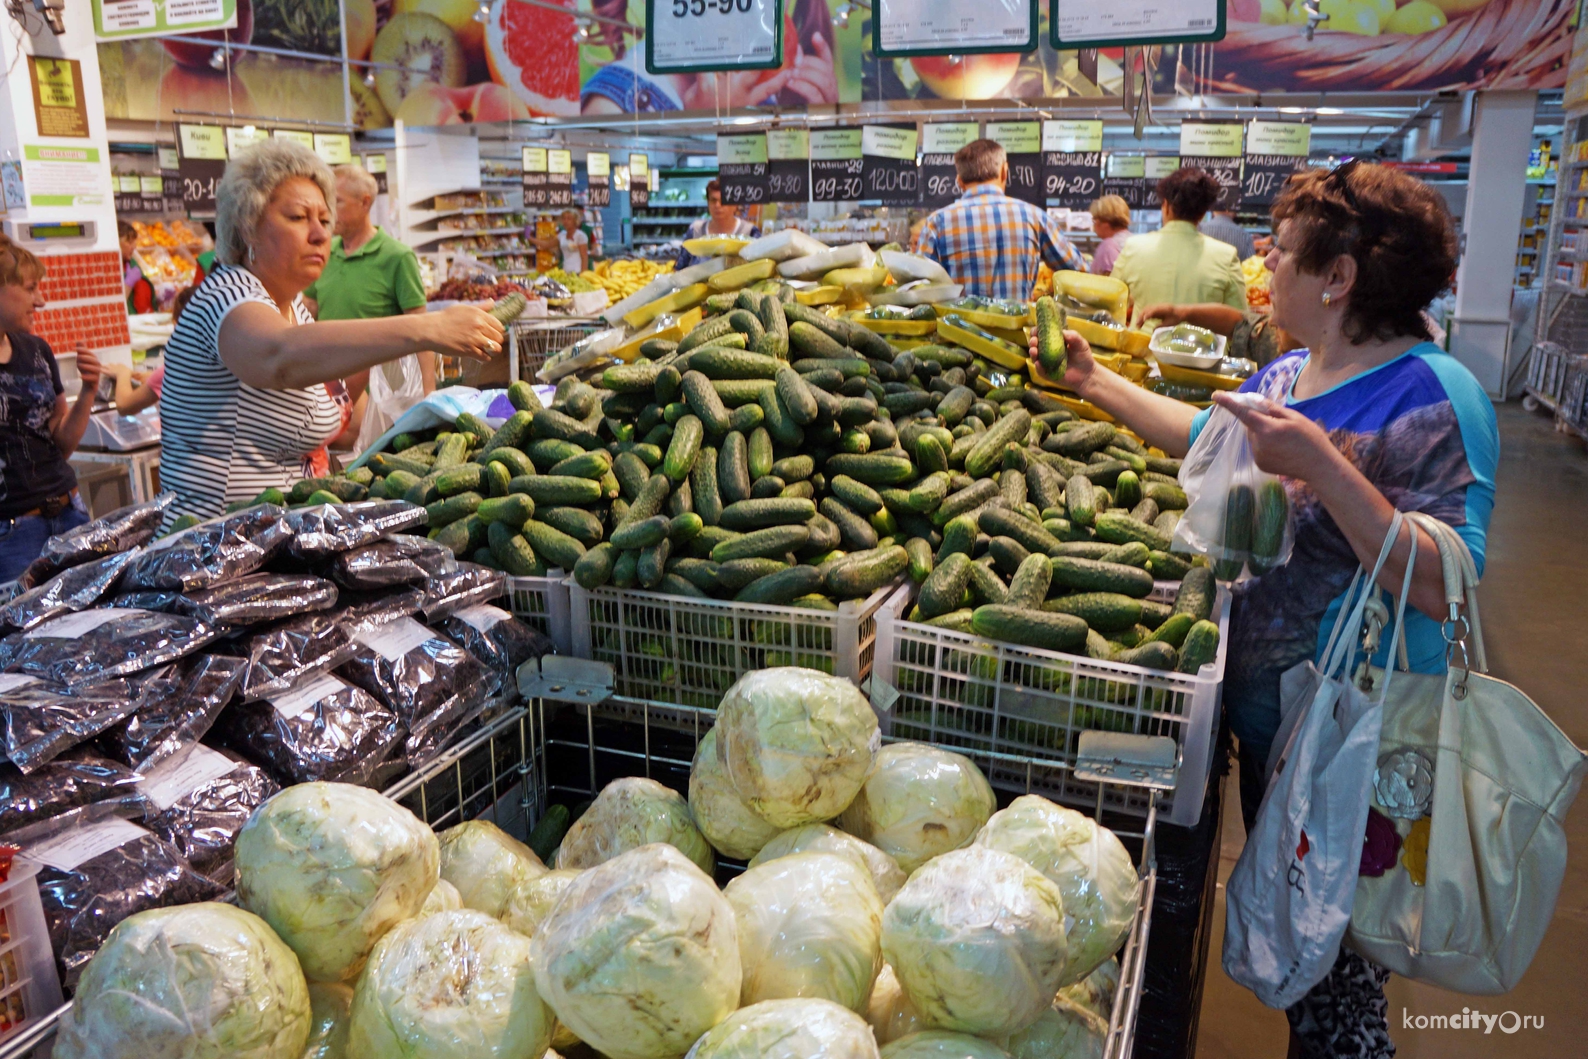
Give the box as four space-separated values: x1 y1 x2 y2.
509 318 608 384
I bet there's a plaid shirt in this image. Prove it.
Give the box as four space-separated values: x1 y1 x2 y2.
916 185 1088 302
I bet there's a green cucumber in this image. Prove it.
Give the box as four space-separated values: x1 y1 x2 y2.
823 544 908 599
966 560 1008 605
1044 592 1144 632
830 475 884 516
918 552 973 618
736 565 824 604
1144 481 1189 510
617 473 672 530
1064 474 1097 527
1217 484 1255 580
508 475 603 507
539 506 604 547
1048 556 1155 598
662 414 704 482
718 432 752 504
979 507 1061 557
690 445 723 527
1171 566 1216 622
931 478 999 527
527 805 571 862
1112 470 1142 510
905 537 934 583
487 522 541 576
824 453 915 487
937 513 979 560
720 498 817 531
820 497 878 552
715 558 788 592
682 371 732 435
611 549 640 588
1094 511 1172 552
1115 641 1177 671
547 450 612 481
1143 612 1196 649
1006 554 1053 609
965 410 1032 479
1177 620 1220 673
574 542 617 589
711 524 811 562
426 491 482 528
971 605 1088 652
476 494 535 528
1250 480 1290 573
637 539 671 588
520 519 587 571
1147 550 1194 581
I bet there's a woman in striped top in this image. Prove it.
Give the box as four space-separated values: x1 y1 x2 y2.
159 141 503 522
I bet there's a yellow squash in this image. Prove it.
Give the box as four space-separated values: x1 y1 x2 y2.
850 311 937 337
682 236 751 257
707 258 778 292
609 307 703 362
932 303 1033 330
623 283 710 329
1054 270 1129 324
794 285 844 306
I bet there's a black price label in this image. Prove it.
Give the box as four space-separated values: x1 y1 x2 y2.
920 153 959 210
720 162 769 206
1182 155 1242 211
1102 176 1148 209
1240 154 1305 208
1004 153 1044 206
178 158 224 214
1042 151 1102 209
631 183 650 210
523 171 549 208
546 173 573 209
811 158 864 203
863 156 918 205
587 178 610 208
766 159 808 202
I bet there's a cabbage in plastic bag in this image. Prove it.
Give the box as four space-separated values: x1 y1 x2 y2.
0 747 144 833
346 909 553 1059
838 742 995 874
52 902 311 1059
420 879 462 916
725 851 882 1010
330 535 455 592
138 743 280 882
117 573 340 628
437 818 547 920
234 782 439 983
283 500 428 562
20 491 173 590
0 674 145 774
865 964 925 1046
555 775 715 875
749 823 907 903
1 550 141 632
881 846 1069 1038
685 998 879 1059
1058 957 1119 1021
879 1031 1011 1059
531 843 740 1059
123 505 292 592
689 726 780 861
214 671 404 789
501 868 580 938
974 796 1139 986
302 982 354 1059
100 653 248 771
715 667 879 829
0 608 222 690
1002 994 1108 1059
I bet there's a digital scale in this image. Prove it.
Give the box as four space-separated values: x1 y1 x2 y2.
2 218 98 250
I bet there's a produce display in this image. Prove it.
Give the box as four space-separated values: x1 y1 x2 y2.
582 258 673 303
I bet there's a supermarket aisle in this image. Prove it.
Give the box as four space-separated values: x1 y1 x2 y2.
1195 401 1588 1059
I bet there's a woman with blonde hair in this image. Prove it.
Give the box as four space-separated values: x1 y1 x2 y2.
1087 194 1132 275
158 140 504 522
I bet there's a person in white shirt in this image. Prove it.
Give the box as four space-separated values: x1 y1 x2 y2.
547 210 589 274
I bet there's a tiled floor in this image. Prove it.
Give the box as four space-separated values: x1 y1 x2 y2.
1194 400 1588 1058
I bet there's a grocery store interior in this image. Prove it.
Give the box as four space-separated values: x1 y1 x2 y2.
1 2 1587 1058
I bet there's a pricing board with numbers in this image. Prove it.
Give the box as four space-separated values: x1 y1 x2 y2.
1051 0 1225 48
1042 152 1102 209
765 129 809 202
1101 163 1147 209
862 124 919 205
987 121 1042 206
920 122 976 211
629 153 650 209
522 146 549 208
873 0 1038 57
1179 122 1242 212
363 152 388 194
646 0 783 74
1181 156 1241 211
1240 120 1310 208
586 151 611 207
177 124 226 215
718 134 769 207
546 148 574 208
810 128 863 203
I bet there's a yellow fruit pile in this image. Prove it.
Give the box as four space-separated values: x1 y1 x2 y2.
583 258 674 301
1242 255 1272 310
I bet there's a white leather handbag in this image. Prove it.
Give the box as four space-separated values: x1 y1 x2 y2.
1347 512 1587 994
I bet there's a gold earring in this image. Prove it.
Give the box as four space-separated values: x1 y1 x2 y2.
1322 292 1331 305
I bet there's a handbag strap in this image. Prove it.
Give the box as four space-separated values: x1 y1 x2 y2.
1320 510 1409 681
1406 512 1488 677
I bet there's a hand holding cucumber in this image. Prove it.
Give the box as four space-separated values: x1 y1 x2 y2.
1027 325 1099 393
426 302 508 361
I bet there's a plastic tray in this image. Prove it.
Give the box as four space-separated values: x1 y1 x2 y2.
870 581 1230 828
506 573 573 656
568 579 903 707
0 860 64 1048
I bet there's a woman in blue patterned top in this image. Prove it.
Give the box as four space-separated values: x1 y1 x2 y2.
1034 161 1496 1059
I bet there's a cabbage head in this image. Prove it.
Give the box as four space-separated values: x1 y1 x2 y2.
974 796 1139 985
1003 995 1107 1059
838 742 994 874
437 818 546 919
881 846 1069 1038
715 667 879 828
864 963 925 1045
555 776 715 874
531 844 740 1059
54 902 310 1059
1058 957 1118 1021
501 867 582 937
685 998 880 1059
724 851 883 1010
420 880 462 916
346 909 552 1059
751 823 907 902
690 726 781 860
235 782 438 983
301 983 353 1059
880 1031 1012 1059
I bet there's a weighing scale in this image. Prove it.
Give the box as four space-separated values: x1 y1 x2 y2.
2 219 99 251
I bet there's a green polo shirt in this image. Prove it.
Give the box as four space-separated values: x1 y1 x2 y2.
1109 220 1248 315
305 228 426 320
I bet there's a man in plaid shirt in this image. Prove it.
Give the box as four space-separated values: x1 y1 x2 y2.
915 139 1087 301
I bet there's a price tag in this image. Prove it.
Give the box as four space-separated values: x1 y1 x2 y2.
362 152 388 193
1177 123 1241 211
862 124 919 206
546 148 573 208
646 0 783 74
313 133 352 166
874 0 1037 57
1040 119 1102 209
987 121 1042 206
456 603 511 633
1144 155 1180 180
26 608 130 640
523 145 549 208
1241 120 1310 208
178 124 226 214
810 128 863 203
718 133 769 207
157 145 179 170
273 129 314 150
586 151 611 208
356 616 436 663
224 125 266 157
766 128 809 202
139 745 238 812
26 818 148 872
1102 153 1148 208
920 122 977 210
268 672 346 721
1051 0 1225 48
629 153 650 210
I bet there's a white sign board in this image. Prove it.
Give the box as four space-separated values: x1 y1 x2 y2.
1052 0 1224 48
647 0 782 74
875 0 1036 56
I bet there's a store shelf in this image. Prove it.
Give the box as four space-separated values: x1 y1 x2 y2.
419 207 520 225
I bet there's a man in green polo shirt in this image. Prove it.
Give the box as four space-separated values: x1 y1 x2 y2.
306 164 434 450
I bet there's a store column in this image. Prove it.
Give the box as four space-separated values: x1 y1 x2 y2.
1450 90 1536 397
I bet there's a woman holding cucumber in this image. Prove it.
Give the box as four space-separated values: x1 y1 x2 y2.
158 139 505 524
1036 161 1497 1058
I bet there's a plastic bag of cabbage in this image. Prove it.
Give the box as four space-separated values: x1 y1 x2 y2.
838 742 996 874
556 774 715 874
686 998 880 1059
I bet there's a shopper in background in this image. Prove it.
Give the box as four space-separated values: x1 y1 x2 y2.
1086 195 1133 275
304 164 435 454
0 234 101 580
159 140 502 523
1135 301 1299 369
540 209 590 274
916 139 1087 302
674 180 761 270
1199 206 1256 260
119 220 157 315
1036 160 1495 1059
1110 167 1247 321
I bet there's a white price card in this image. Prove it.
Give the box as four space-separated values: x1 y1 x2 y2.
1052 0 1225 48
139 745 237 812
26 818 148 872
455 603 511 634
25 607 130 640
268 671 346 721
647 0 783 74
875 0 1037 57
357 616 437 663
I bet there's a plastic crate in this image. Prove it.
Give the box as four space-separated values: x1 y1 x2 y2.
870 582 1230 828
0 861 63 1048
1525 340 1570 405
506 574 572 656
509 319 606 384
568 580 904 708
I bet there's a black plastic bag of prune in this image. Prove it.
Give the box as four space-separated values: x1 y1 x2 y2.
116 573 340 629
19 492 174 589
0 609 221 690
0 675 145 774
14 804 223 990
212 671 405 789
329 534 455 592
233 609 361 702
283 500 429 562
436 603 553 688
98 654 248 772
121 505 292 592
418 563 507 621
136 743 279 883
0 748 146 835
1 550 142 633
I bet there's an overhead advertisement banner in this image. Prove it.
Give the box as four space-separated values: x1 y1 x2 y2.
93 0 238 41
646 0 783 75
874 0 1037 58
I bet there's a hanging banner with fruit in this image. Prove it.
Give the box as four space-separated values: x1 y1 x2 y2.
94 0 238 41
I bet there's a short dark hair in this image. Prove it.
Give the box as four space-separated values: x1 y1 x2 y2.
1273 162 1457 344
117 219 138 242
1156 167 1221 223
706 179 722 200
955 140 1007 184
172 284 199 325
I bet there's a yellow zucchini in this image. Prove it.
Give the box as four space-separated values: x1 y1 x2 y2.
794 285 844 306
623 283 711 329
682 236 751 257
707 258 778 292
1054 270 1129 324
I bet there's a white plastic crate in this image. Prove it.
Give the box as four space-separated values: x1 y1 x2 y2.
507 574 573 656
870 581 1230 828
0 860 63 1048
568 580 903 708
